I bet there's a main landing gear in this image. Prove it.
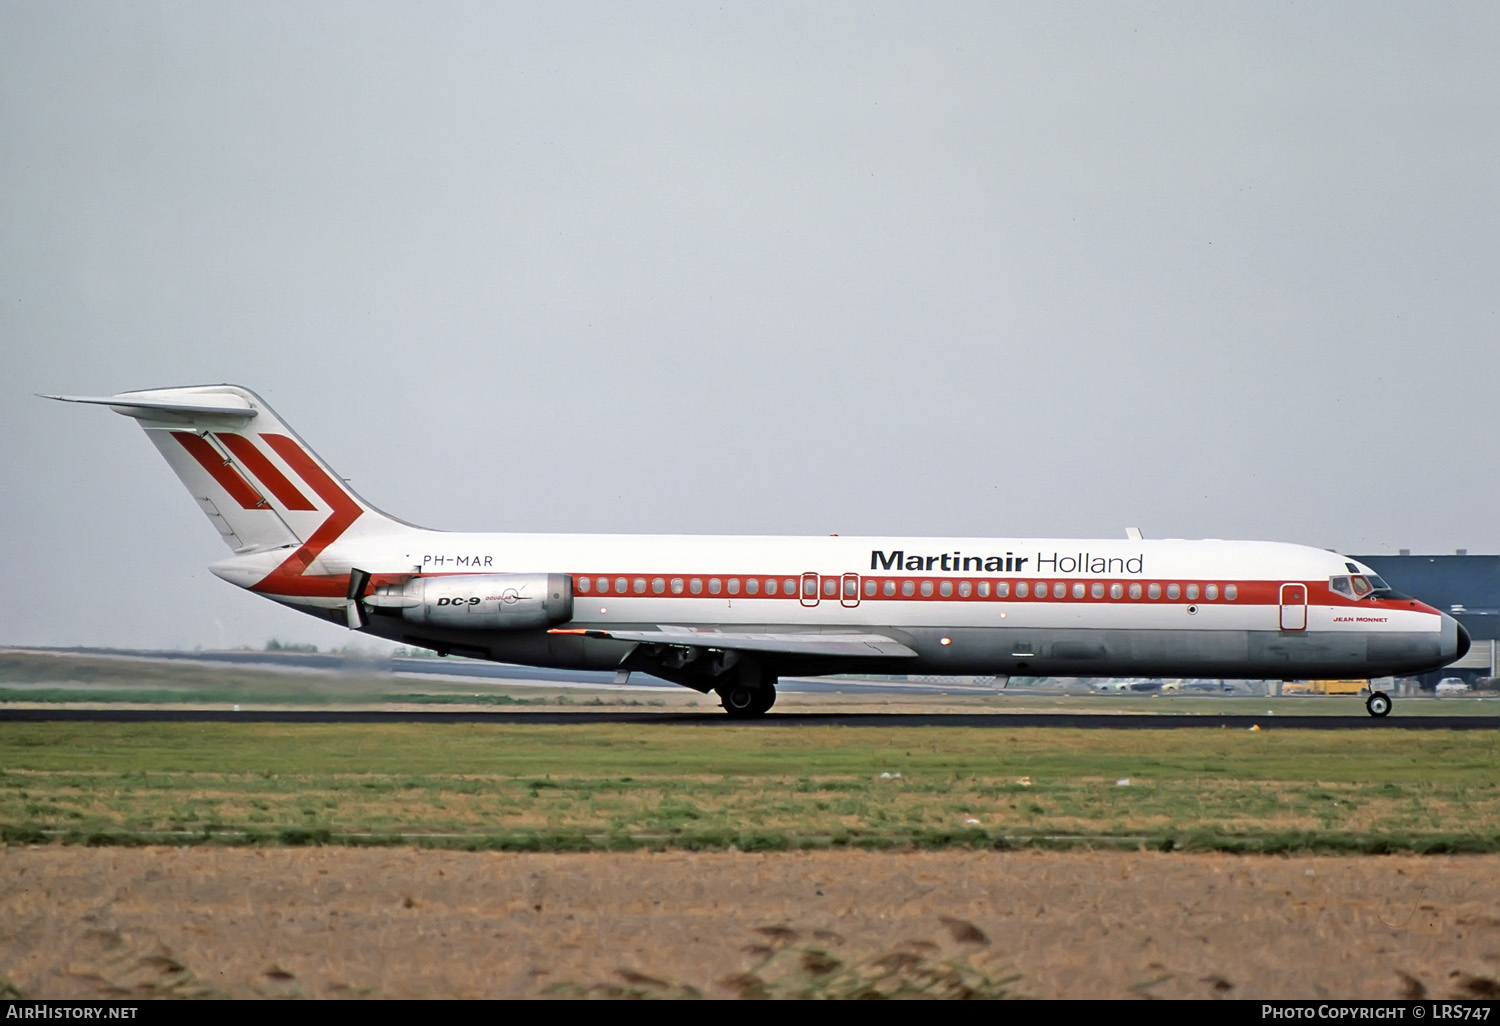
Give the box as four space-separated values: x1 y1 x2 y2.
1365 691 1392 718
619 642 778 718
717 678 777 718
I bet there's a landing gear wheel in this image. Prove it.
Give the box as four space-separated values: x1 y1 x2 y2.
720 685 760 718
1366 691 1392 718
719 681 776 718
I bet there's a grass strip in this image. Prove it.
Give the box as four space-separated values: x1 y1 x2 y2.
3 723 1497 851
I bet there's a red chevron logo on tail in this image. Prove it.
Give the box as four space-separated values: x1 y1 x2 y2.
171 430 362 597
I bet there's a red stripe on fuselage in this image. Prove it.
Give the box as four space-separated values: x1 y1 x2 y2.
216 433 318 511
262 562 1446 615
250 434 363 596
171 431 265 510
562 573 1439 611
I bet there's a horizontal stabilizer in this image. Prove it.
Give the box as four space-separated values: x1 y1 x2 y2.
42 391 257 419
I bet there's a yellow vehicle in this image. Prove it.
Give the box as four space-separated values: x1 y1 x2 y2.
1286 679 1371 696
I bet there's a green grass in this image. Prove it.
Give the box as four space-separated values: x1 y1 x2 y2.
2 722 1498 853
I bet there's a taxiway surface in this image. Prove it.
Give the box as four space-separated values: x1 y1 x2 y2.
2 707 1496 729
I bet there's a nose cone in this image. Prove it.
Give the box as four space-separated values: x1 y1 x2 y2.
1450 616 1472 663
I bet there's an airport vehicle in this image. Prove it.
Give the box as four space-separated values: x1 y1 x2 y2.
1435 677 1470 695
1161 679 1231 693
1092 679 1162 694
48 385 1470 718
1283 679 1371 696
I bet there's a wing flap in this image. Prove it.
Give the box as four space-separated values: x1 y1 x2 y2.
552 626 917 658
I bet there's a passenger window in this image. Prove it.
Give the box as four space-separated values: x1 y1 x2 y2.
728 578 741 595
844 578 858 597
634 578 648 594
1167 584 1180 600
823 578 838 597
652 578 666 594
920 581 934 597
978 581 991 598
1073 583 1086 599
959 581 972 598
690 578 703 595
884 580 897 597
1016 582 1029 598
803 578 817 598
902 580 916 597
1110 583 1123 599
1129 583 1141 599
1091 583 1104 599
1205 584 1218 600
939 580 953 597
784 579 797 595
1225 584 1237 600
865 579 877 597
996 581 1009 598
709 578 722 595
745 578 759 595
765 579 777 596
614 577 628 594
1148 583 1161 599
577 577 590 594
1186 584 1199 600
1034 582 1048 599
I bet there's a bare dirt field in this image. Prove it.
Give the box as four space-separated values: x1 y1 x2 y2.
4 846 1500 1000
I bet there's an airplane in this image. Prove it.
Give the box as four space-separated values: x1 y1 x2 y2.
47 384 1469 718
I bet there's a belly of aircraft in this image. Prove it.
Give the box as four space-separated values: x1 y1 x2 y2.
892 626 1449 678
362 615 1450 680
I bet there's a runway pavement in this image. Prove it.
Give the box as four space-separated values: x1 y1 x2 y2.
2 707 1497 728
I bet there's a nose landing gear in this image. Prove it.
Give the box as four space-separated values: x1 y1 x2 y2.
1365 691 1392 718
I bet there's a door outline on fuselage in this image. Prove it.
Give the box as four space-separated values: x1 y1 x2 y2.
841 572 861 608
800 572 820 608
1280 583 1308 631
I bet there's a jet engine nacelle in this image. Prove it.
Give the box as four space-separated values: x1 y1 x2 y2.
370 573 574 630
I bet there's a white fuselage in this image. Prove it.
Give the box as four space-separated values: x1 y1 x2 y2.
210 528 1466 681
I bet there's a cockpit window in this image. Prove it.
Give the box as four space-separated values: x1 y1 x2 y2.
1331 574 1391 599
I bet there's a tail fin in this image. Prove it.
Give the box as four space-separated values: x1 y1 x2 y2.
45 384 412 559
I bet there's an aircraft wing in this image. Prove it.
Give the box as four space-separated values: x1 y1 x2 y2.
550 626 918 658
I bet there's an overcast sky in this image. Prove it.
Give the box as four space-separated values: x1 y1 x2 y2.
4 2 1498 651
